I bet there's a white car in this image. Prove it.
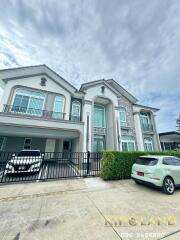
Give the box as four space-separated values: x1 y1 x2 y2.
131 155 180 194
5 150 44 174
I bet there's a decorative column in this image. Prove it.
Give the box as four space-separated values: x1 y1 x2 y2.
82 100 92 152
133 112 144 150
152 114 161 150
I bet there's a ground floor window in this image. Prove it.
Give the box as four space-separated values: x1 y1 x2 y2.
121 135 135 151
23 138 32 150
144 137 153 151
93 135 105 152
0 137 6 151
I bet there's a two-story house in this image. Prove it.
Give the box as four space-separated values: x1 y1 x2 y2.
0 65 161 153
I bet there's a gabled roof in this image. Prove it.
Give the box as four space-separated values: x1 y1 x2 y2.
106 79 137 103
0 64 78 94
80 79 121 96
134 103 159 112
80 78 138 103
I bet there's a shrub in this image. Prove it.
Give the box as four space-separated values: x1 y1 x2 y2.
100 151 180 180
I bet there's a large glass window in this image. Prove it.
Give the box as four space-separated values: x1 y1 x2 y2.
140 112 152 131
119 108 127 127
71 101 81 121
121 136 135 151
52 95 65 119
12 88 45 116
94 105 105 128
93 136 105 152
144 137 153 151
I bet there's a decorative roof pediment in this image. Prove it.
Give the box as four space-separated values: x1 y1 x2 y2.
0 64 78 94
80 78 137 103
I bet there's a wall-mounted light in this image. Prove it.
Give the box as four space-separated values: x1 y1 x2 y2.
101 86 105 93
40 77 47 86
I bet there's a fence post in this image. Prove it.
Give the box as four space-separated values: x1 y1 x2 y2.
86 151 90 175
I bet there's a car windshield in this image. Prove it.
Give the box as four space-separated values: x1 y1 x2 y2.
136 157 158 166
17 151 41 157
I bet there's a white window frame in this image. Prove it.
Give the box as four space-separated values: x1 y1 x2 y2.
93 135 105 152
140 112 151 126
53 95 65 119
11 88 45 116
119 107 127 127
71 100 81 121
94 104 106 128
23 138 32 150
144 137 153 151
121 136 136 151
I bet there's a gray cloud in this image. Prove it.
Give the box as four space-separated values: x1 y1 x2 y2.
0 0 180 131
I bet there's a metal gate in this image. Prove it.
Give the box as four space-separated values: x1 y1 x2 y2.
0 151 102 183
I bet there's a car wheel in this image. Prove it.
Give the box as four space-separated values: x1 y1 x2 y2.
163 177 175 195
134 179 140 184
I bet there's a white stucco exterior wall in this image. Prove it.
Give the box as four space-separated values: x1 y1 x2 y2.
0 75 72 120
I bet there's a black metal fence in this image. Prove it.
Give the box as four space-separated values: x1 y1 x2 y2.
0 151 102 184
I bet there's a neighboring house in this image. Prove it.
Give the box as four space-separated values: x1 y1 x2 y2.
0 65 161 153
159 131 180 151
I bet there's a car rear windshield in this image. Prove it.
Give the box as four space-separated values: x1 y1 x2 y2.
136 157 158 166
17 151 41 157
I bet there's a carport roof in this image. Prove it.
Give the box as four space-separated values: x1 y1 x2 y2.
159 131 180 136
0 125 80 139
159 131 180 141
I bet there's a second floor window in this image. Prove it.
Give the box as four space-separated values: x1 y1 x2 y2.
12 88 45 116
52 95 65 119
140 112 152 131
71 101 81 121
119 107 127 127
94 105 105 128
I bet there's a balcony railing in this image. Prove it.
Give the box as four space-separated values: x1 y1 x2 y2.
142 123 153 132
70 116 81 122
2 104 66 120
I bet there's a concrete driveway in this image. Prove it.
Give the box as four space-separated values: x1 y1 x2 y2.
0 178 180 240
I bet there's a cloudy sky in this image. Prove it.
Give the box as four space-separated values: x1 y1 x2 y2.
0 0 180 132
